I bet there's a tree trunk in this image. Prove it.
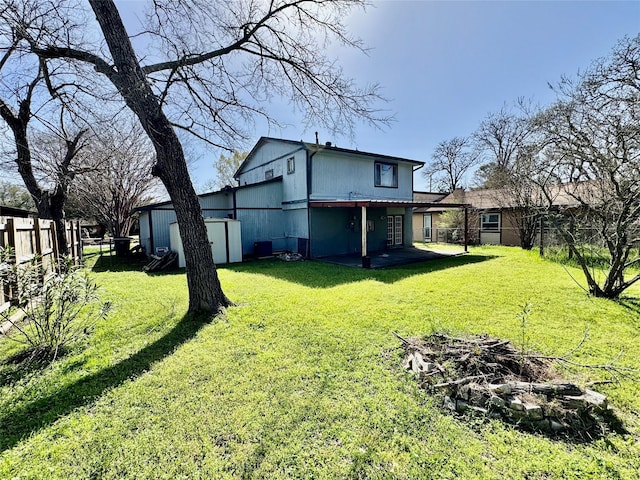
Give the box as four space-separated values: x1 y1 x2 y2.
89 0 230 315
49 189 70 256
1 103 70 255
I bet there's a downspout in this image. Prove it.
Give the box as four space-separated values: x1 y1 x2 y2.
232 188 237 220
306 142 320 259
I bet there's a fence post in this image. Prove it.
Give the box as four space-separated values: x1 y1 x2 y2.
539 215 545 257
71 220 82 264
5 218 15 252
34 218 43 258
464 207 469 253
50 219 60 268
4 218 16 306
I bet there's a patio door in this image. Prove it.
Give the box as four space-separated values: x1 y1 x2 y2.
387 215 403 247
423 214 432 242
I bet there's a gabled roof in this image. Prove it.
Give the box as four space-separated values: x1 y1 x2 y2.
428 184 583 212
234 136 424 178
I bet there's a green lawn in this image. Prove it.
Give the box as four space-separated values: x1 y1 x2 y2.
1 246 639 479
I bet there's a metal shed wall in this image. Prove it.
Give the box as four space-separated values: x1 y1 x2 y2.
153 209 177 253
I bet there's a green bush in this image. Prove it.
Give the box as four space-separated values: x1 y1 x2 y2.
0 249 110 361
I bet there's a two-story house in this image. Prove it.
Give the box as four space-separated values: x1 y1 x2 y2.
137 137 443 265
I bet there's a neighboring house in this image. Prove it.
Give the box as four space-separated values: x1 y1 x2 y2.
413 187 579 247
0 205 36 218
137 137 456 262
411 191 447 242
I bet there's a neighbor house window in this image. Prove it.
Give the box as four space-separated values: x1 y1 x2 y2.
265 169 274 180
481 213 500 231
374 162 398 188
287 156 295 174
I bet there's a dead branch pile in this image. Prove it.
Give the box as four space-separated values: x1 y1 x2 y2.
142 252 178 272
396 332 622 438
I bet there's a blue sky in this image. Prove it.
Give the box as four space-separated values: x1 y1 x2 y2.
203 0 638 191
2 1 638 192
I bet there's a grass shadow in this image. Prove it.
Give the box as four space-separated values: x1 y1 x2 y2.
0 350 52 389
0 312 211 453
224 254 497 288
88 254 150 273
88 255 185 277
617 297 640 314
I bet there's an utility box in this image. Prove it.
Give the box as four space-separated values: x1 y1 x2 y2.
170 218 242 268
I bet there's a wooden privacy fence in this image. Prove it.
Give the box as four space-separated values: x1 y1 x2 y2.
0 216 82 313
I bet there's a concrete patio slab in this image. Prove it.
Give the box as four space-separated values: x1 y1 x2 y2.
318 247 465 268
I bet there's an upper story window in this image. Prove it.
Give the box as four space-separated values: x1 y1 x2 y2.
287 156 295 174
265 169 274 180
481 213 500 231
374 162 398 188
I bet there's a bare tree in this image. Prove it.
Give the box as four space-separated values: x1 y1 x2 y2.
536 34 640 298
0 66 87 254
424 136 479 192
473 101 534 188
0 1 100 255
68 119 161 238
494 142 548 250
11 0 389 315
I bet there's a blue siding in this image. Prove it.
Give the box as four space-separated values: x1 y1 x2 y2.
138 211 151 254
235 180 287 254
237 139 304 187
200 193 234 217
311 151 414 201
153 209 177 252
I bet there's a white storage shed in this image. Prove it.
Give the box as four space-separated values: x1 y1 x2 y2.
169 218 242 268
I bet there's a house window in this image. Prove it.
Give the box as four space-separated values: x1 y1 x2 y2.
265 169 274 180
481 213 500 231
287 156 295 174
374 162 398 188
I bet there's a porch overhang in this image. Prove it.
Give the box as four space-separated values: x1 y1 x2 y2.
309 200 469 209
309 200 471 266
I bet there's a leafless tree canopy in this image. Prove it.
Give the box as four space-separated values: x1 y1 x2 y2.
473 101 536 189
0 0 122 254
136 0 390 145
535 34 640 298
68 119 161 238
424 136 479 193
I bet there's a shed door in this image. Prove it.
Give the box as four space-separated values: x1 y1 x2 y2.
387 215 403 247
